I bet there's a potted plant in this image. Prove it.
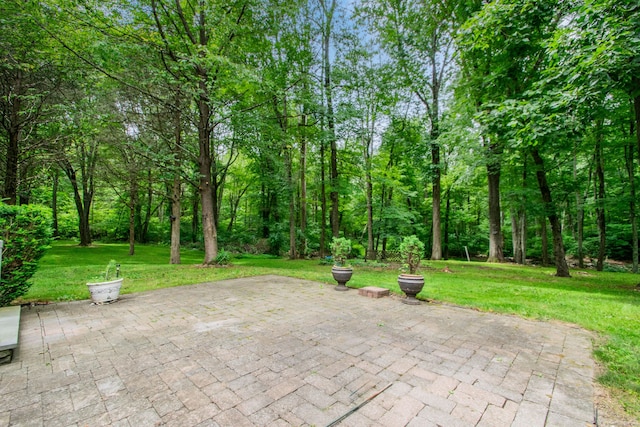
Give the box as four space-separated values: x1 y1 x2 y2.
397 235 425 305
330 237 353 291
86 260 123 304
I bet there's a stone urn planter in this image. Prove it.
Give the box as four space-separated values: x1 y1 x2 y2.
330 237 353 291
331 266 353 291
398 235 426 305
87 260 122 304
397 274 424 305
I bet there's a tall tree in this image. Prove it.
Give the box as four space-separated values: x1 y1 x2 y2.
458 0 566 268
260 1 315 259
53 88 106 246
545 0 640 270
361 0 455 260
336 31 393 260
39 0 271 263
149 1 221 262
1 0 61 204
319 0 341 239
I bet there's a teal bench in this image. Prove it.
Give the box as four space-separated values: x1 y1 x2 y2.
0 306 21 364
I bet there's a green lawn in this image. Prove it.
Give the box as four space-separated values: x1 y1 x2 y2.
23 240 640 419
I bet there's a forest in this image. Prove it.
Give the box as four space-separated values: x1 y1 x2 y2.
1 0 639 277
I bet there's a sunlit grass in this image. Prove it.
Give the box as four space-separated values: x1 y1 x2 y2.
23 240 640 418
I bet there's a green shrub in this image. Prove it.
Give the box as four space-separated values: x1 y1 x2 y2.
350 258 388 268
399 235 425 274
267 223 286 255
351 242 365 258
0 203 53 306
215 250 231 266
330 237 352 266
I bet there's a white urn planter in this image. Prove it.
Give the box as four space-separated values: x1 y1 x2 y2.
86 278 123 304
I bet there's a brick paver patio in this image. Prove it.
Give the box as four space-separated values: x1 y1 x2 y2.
0 275 595 426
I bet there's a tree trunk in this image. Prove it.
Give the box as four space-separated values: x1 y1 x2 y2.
429 71 442 260
486 138 504 263
510 208 517 261
52 169 59 237
634 76 640 162
531 148 570 277
321 0 339 239
517 208 526 263
287 147 296 260
170 176 181 264
365 105 376 260
227 198 236 234
576 200 585 268
632 79 640 272
227 185 248 234
2 73 21 205
212 149 233 231
540 216 549 266
299 110 308 258
328 92 339 239
212 168 220 230
61 161 92 246
594 123 606 271
625 142 637 273
191 194 199 244
511 162 527 264
79 195 92 247
83 142 96 246
4 129 19 205
510 207 525 264
443 188 451 260
261 183 270 238
59 135 97 248
197 94 218 264
140 169 152 243
170 103 182 265
128 177 137 256
574 144 585 269
383 185 393 254
320 123 327 257
431 142 442 260
366 166 374 259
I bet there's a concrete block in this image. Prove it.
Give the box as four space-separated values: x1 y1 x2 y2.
358 287 390 298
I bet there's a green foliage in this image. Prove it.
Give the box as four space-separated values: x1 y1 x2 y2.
602 262 630 273
267 224 287 256
350 242 365 259
349 258 388 268
214 250 231 266
103 260 119 281
330 237 352 267
595 337 640 402
0 203 53 306
399 235 425 274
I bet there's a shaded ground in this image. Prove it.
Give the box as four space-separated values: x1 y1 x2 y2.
1 275 597 426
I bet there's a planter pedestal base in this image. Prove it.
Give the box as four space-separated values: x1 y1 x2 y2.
401 296 421 305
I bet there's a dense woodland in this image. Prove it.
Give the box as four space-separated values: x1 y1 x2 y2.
1 0 638 276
